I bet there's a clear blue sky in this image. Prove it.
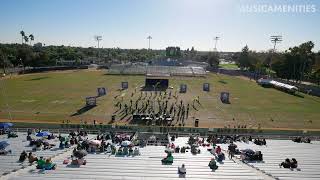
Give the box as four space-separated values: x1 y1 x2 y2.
0 0 319 52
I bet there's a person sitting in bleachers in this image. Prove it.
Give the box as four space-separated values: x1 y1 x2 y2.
161 152 173 165
292 137 302 143
208 158 218 170
117 147 123 155
7 131 18 138
36 157 46 169
19 150 28 162
133 147 140 156
71 155 87 166
178 164 186 177
70 138 75 145
290 158 298 168
59 141 65 149
129 147 133 155
180 146 186 153
303 138 311 143
111 145 117 155
279 158 291 168
242 150 263 161
28 152 38 163
43 141 53 150
43 158 57 170
123 146 129 155
217 152 225 162
175 146 180 153
106 145 112 154
191 145 200 154
27 135 32 141
171 136 176 142
215 146 221 155
65 141 70 148
0 149 12 155
254 138 266 146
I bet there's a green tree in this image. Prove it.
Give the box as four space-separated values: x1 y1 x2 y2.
272 41 315 82
0 49 8 73
207 52 219 68
29 34 34 45
237 45 250 69
17 46 34 71
24 36 29 44
20 31 25 44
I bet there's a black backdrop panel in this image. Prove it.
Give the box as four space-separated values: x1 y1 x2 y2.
145 78 169 88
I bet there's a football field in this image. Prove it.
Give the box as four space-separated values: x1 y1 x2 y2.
0 69 320 130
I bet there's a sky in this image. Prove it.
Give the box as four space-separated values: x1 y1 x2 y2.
0 0 320 52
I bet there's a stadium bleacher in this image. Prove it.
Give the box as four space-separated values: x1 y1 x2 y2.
2 135 320 180
0 133 74 176
219 139 320 180
0 132 95 177
108 64 206 77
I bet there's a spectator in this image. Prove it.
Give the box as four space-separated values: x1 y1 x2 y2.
228 142 237 159
280 158 291 168
208 158 218 170
290 158 298 168
19 151 27 162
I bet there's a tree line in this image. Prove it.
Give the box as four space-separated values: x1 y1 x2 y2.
0 42 219 73
233 41 320 85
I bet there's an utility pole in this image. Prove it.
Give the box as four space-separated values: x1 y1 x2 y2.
94 35 102 64
147 36 152 50
213 36 220 52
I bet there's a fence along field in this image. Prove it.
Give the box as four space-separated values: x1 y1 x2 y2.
0 70 320 130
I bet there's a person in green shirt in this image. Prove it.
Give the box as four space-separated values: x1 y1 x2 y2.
162 152 173 164
36 157 46 169
208 158 218 170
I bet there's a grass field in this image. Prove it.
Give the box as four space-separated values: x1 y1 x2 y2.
0 69 320 130
218 63 239 70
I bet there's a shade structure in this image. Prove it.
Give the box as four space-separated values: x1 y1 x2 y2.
0 122 13 129
36 131 50 137
0 141 10 149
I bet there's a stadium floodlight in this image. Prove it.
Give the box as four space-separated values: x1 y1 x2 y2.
270 35 282 52
94 35 102 64
94 35 102 48
147 36 152 50
213 36 220 52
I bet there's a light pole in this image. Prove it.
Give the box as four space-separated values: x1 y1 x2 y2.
270 35 283 77
270 35 282 52
213 36 220 52
94 35 102 64
147 36 152 50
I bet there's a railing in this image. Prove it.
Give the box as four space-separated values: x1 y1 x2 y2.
9 122 320 140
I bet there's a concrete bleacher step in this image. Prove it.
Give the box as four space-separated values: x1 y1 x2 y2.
219 140 320 180
4 139 265 180
0 133 84 178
